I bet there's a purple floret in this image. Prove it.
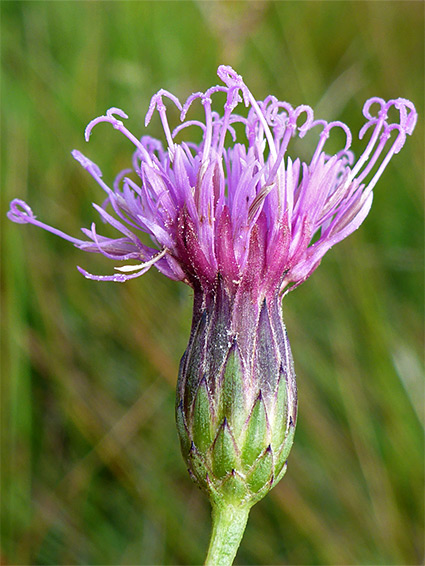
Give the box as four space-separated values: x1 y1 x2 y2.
8 66 417 295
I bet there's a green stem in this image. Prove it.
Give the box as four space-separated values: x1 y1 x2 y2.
204 502 251 566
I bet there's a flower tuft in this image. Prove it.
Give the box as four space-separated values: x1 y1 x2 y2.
8 66 416 292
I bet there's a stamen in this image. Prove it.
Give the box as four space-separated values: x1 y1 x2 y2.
113 168 133 192
72 150 112 197
347 98 388 180
172 121 207 138
77 266 148 282
201 95 214 164
71 150 103 178
309 121 352 169
7 199 84 246
217 65 250 107
361 124 410 194
114 248 167 272
248 95 278 162
349 97 417 190
92 203 144 247
145 90 183 160
84 107 150 158
180 91 204 121
85 222 136 260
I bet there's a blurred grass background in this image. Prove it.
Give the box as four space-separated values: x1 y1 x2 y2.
1 1 423 564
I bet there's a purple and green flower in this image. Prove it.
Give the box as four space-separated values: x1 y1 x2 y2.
8 66 416 566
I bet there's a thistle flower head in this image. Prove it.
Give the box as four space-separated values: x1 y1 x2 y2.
8 67 418 527
8 65 417 296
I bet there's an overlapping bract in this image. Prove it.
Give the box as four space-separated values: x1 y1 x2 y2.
8 66 417 293
176 278 297 505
